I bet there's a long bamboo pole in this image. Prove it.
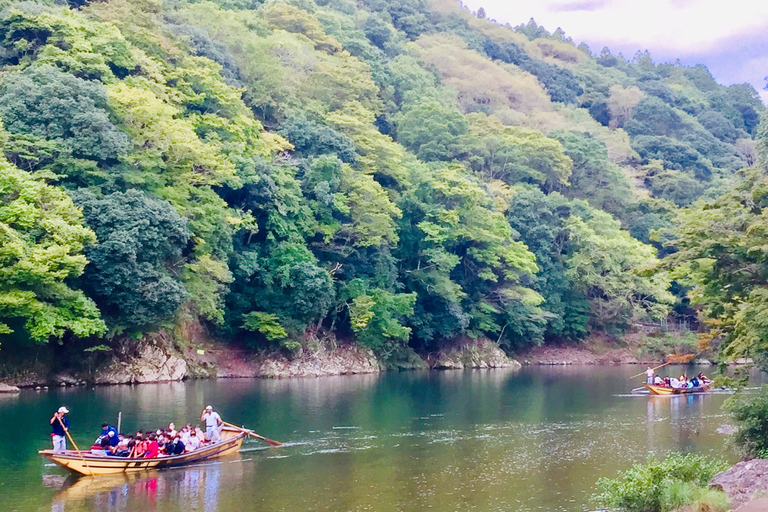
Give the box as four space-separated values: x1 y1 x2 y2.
222 421 282 447
630 351 703 379
630 361 674 379
57 415 94 476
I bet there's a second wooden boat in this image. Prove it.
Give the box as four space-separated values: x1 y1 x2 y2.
645 382 712 395
39 426 246 476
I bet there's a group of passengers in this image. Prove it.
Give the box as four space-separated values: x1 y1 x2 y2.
646 368 710 389
50 405 224 457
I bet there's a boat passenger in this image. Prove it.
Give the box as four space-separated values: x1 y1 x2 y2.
100 423 120 447
185 430 202 452
654 376 664 386
167 422 177 437
201 405 223 443
111 435 132 457
168 433 185 455
144 434 159 458
50 407 70 453
131 431 146 458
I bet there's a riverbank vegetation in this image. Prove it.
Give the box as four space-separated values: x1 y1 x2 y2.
0 0 765 375
594 453 729 512
725 388 768 460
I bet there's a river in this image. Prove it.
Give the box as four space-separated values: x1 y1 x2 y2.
1 366 756 512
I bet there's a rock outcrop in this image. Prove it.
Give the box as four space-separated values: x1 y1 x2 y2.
95 341 187 385
250 343 381 379
710 459 768 509
0 383 20 393
425 338 522 370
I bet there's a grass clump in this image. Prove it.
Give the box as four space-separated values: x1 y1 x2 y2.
593 452 728 512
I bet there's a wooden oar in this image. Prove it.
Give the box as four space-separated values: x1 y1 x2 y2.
222 421 282 447
57 416 94 476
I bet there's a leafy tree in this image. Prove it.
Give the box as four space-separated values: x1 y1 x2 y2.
75 190 190 332
549 130 632 217
466 114 571 189
0 159 105 343
566 207 674 332
396 100 470 162
623 97 686 137
632 135 713 181
278 115 358 163
0 65 129 175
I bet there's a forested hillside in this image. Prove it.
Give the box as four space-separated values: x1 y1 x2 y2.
0 0 765 368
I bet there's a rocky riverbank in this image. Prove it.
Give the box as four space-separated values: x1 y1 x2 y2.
710 459 768 511
0 335 522 388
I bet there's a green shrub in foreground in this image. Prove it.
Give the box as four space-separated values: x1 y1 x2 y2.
593 453 728 512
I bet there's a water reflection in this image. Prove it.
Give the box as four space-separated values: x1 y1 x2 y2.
50 456 245 512
1 366 761 512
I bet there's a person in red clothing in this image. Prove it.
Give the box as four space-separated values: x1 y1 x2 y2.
144 434 159 458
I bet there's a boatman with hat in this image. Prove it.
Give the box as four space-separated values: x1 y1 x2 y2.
50 406 70 452
200 405 222 443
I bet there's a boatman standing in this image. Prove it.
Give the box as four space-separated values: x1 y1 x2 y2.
50 406 70 452
645 367 655 385
200 405 222 443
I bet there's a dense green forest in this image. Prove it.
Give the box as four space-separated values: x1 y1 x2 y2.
0 0 765 367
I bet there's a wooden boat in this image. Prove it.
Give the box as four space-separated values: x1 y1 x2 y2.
39 426 246 476
645 382 712 395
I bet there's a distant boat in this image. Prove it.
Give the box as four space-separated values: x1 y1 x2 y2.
645 382 712 395
39 426 246 476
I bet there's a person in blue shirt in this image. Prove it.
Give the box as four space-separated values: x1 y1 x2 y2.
100 422 120 447
50 407 70 452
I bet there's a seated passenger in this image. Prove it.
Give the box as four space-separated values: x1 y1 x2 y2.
111 435 132 457
185 433 201 452
100 422 120 448
167 422 177 438
168 433 185 455
654 376 664 385
144 434 159 458
131 431 146 458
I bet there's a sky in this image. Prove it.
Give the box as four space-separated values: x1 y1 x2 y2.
460 0 768 103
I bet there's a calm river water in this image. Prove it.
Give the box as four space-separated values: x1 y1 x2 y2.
1 366 756 512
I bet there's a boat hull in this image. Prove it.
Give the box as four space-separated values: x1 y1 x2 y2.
40 427 246 476
645 383 712 395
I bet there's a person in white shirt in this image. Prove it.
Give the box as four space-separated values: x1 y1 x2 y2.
185 430 202 452
200 405 222 443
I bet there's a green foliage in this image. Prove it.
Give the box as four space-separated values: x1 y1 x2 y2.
725 386 768 459
75 190 190 332
0 65 129 175
1 0 762 364
593 453 729 512
242 311 287 341
0 158 105 342
566 207 674 332
346 279 416 360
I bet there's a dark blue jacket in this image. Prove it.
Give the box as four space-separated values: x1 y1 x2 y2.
52 416 69 436
100 425 119 446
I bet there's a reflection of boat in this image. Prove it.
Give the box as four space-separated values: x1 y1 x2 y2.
645 382 712 395
39 426 245 476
